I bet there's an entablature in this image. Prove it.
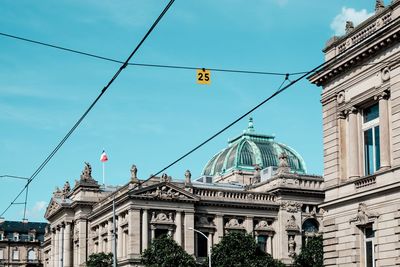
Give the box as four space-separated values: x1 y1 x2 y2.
309 9 400 88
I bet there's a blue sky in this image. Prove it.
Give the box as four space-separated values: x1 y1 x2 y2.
0 0 376 222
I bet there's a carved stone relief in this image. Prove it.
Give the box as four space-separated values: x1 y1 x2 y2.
349 203 379 225
225 218 244 230
285 215 300 232
254 220 274 232
150 211 174 224
281 201 302 213
142 186 185 200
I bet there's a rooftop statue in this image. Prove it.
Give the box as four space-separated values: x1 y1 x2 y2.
184 170 192 186
80 162 92 180
375 0 385 12
130 164 138 183
345 21 354 34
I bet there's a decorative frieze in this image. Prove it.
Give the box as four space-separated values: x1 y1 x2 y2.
143 186 183 200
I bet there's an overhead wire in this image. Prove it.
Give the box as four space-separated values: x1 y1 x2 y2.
136 34 400 186
0 0 176 218
138 67 323 186
0 31 304 77
0 175 29 180
2 0 399 218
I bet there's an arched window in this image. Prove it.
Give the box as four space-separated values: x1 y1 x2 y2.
28 249 36 261
302 219 319 244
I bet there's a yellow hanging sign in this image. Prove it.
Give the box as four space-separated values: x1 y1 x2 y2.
197 69 211 85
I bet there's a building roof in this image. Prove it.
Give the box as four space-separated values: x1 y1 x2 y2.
0 220 48 242
202 118 307 176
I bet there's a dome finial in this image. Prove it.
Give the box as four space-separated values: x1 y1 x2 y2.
247 117 255 133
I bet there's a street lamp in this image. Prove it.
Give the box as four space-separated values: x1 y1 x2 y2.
188 227 211 267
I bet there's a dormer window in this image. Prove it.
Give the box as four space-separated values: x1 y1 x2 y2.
13 233 19 241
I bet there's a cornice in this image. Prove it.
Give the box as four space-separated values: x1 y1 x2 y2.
323 3 397 52
320 180 400 209
309 16 400 87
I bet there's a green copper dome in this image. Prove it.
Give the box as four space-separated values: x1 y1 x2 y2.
202 118 307 176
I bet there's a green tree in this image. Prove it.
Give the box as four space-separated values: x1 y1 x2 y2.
141 235 197 267
86 252 113 267
211 231 284 267
293 236 323 267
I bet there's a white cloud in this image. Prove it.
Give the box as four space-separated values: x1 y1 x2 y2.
21 201 48 220
33 201 47 212
330 7 373 36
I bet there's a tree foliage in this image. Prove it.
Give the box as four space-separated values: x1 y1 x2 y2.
86 252 113 267
141 235 197 267
211 231 284 267
293 235 323 267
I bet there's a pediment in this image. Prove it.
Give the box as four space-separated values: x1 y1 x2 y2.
44 198 62 219
130 182 199 202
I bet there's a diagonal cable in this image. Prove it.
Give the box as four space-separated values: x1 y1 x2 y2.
0 0 175 218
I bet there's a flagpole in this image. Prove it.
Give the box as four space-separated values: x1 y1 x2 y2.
103 161 105 186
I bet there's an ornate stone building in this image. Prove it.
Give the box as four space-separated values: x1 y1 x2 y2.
308 1 400 266
42 120 324 266
0 220 47 267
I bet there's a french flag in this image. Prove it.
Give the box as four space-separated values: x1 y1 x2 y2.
100 150 108 162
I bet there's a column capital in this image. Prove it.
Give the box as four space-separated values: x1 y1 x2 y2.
374 90 390 101
349 106 358 114
338 110 347 119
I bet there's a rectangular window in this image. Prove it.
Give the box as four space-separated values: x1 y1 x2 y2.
363 103 380 175
257 235 267 252
365 225 375 267
196 232 208 258
0 249 3 260
12 250 19 260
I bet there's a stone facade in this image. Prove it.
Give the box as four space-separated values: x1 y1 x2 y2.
309 1 400 266
42 124 324 266
0 220 47 266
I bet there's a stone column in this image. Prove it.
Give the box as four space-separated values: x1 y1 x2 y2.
59 228 63 267
175 211 182 246
267 234 273 255
245 217 253 234
98 225 103 253
107 221 112 253
117 220 123 260
207 232 213 253
184 212 195 255
376 91 391 170
64 223 72 267
51 229 56 267
338 111 348 180
142 209 149 252
214 214 224 244
151 226 155 240
54 228 59 267
77 219 87 266
128 209 141 256
348 107 360 178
